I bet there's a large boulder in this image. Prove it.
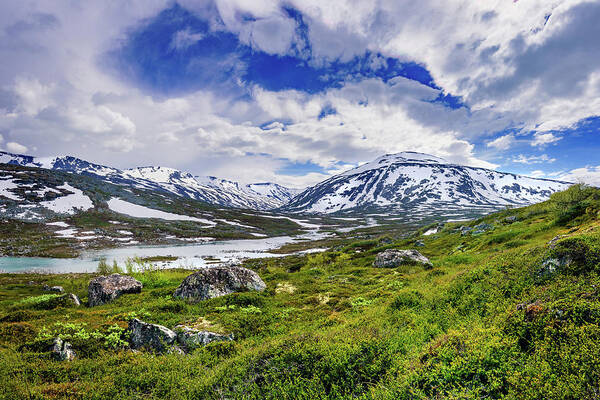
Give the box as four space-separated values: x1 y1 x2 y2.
173 266 266 301
128 318 180 354
51 337 75 361
373 249 432 269
174 325 233 351
33 293 81 309
88 274 142 307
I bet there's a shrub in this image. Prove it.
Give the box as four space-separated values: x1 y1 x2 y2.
550 236 600 275
390 290 424 310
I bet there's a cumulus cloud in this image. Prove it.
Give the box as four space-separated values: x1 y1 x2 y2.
0 0 597 186
513 154 556 164
531 132 561 147
6 141 27 153
486 134 515 150
559 166 600 187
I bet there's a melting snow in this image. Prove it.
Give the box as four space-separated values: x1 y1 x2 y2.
0 178 20 200
40 183 94 214
47 221 70 228
107 198 216 226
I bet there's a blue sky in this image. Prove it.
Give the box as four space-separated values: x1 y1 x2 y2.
0 1 599 187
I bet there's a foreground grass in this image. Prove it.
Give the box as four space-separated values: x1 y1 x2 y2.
1 185 600 399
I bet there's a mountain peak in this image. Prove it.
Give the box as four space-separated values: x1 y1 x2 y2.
342 152 447 176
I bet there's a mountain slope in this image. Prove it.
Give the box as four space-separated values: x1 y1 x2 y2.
284 152 571 214
0 151 299 210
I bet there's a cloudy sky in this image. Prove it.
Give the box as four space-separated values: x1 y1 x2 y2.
0 0 599 187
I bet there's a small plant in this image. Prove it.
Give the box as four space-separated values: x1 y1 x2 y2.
351 297 373 308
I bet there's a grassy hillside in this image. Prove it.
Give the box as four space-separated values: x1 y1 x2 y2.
1 185 599 399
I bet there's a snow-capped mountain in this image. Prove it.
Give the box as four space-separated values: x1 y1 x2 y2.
283 152 572 214
0 151 299 210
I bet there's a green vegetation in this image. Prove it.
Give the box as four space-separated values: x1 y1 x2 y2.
1 185 600 399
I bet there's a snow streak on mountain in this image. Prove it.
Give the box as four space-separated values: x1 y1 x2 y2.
284 152 571 214
0 152 298 210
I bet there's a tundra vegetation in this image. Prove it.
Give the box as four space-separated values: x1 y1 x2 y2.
1 184 600 399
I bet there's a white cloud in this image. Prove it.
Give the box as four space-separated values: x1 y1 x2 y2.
486 134 515 150
513 154 556 164
170 28 205 51
531 132 561 147
6 141 27 153
559 166 600 186
529 170 546 178
0 0 597 186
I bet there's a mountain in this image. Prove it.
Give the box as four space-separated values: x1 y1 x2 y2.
0 151 299 210
283 152 572 214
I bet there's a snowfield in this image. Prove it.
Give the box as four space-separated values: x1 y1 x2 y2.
39 183 94 214
107 198 216 226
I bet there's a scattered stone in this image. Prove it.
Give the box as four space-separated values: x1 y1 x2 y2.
128 318 181 354
458 226 473 236
516 301 544 321
173 266 266 301
547 235 567 249
504 216 518 223
173 325 233 350
373 249 432 269
472 223 494 235
414 240 425 247
51 337 75 361
88 274 142 307
35 293 81 309
275 282 296 294
43 285 64 293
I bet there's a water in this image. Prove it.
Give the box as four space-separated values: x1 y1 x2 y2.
0 232 331 274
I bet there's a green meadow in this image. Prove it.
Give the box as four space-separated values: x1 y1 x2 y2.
1 184 600 399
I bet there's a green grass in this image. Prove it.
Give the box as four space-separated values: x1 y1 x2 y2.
1 185 600 399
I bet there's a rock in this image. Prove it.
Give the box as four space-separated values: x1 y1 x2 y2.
43 285 64 293
547 235 567 249
504 216 518 223
516 301 544 321
373 249 432 269
174 325 233 350
414 240 425 247
52 337 75 361
537 256 572 279
128 318 180 354
35 293 81 309
173 266 266 301
88 274 142 307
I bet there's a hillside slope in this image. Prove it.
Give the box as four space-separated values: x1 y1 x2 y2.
1 185 600 399
284 152 570 214
0 151 299 210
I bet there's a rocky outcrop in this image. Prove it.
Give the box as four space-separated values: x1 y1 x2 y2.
88 274 142 307
51 337 75 361
43 285 64 293
174 325 233 350
35 293 81 309
173 266 266 301
128 318 180 354
128 319 233 354
373 249 432 269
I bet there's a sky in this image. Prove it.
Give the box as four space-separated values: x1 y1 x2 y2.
0 0 599 188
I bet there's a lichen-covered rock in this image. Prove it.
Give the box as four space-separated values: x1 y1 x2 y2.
43 285 64 293
128 318 180 353
35 293 81 309
373 249 432 269
174 325 233 350
88 274 142 307
173 266 266 301
52 337 75 361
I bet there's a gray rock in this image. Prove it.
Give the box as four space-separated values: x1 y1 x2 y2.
128 318 180 354
43 285 64 293
34 293 81 309
414 240 425 247
174 325 233 350
173 266 266 301
537 256 572 279
547 235 567 249
52 337 75 361
504 216 518 223
88 274 142 307
373 249 432 269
